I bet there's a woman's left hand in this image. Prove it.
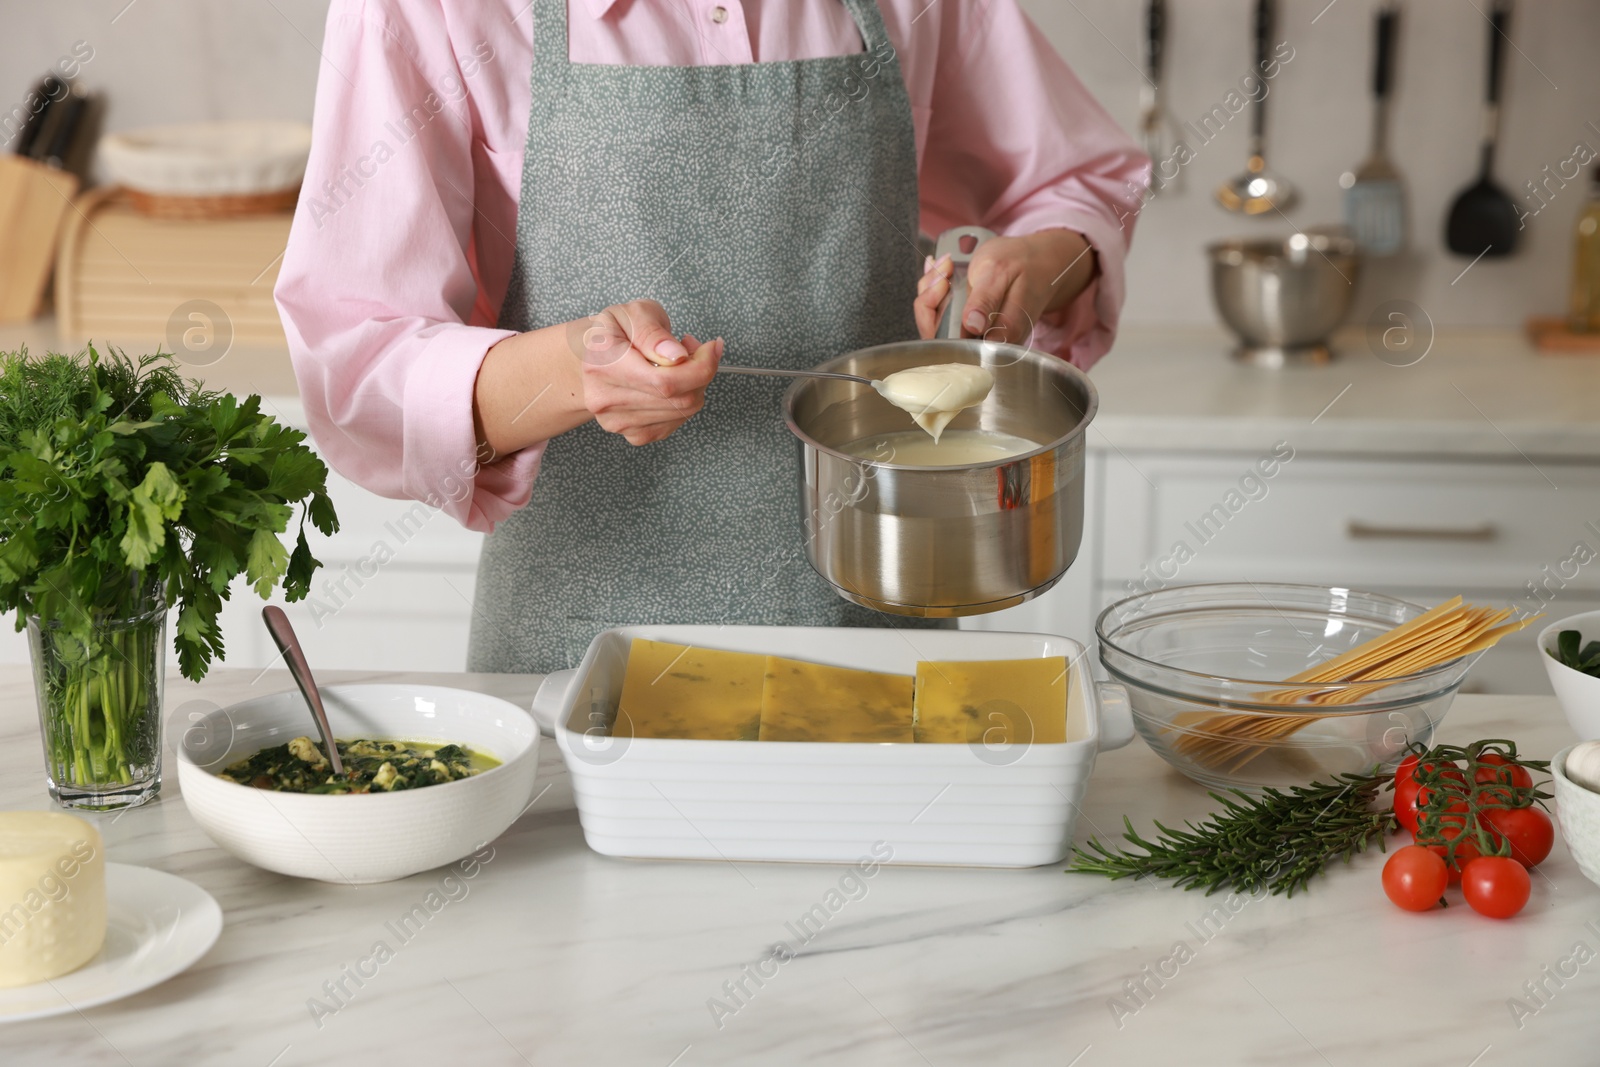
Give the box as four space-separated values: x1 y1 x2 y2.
913 228 1097 346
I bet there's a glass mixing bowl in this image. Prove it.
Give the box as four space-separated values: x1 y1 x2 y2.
1097 583 1471 792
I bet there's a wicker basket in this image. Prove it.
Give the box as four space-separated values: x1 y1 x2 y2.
125 185 300 220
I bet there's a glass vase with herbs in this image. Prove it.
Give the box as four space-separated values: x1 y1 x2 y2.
0 347 338 809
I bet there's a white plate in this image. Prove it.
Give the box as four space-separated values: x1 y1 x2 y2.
0 863 222 1023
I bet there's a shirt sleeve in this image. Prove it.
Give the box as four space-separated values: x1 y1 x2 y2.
916 0 1151 370
274 3 541 533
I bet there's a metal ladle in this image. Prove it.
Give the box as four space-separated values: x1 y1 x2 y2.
261 605 345 776
1216 0 1295 216
718 365 875 387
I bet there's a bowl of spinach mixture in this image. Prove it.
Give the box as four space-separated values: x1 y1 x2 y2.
178 685 540 883
220 736 498 794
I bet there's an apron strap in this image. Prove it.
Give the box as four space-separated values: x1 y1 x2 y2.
536 0 894 69
839 0 895 54
533 0 571 71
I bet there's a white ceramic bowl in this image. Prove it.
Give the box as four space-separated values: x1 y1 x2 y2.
177 685 539 884
1551 744 1600 890
1538 612 1600 740
531 625 1133 869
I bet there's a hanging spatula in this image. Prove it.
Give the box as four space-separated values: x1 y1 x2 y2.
1445 0 1519 258
1341 5 1404 256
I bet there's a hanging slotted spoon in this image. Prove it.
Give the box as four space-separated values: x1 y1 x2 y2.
1341 5 1405 255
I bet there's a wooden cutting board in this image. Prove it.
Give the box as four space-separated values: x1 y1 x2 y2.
56 187 292 348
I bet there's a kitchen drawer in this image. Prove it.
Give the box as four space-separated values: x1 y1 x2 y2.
1102 453 1600 594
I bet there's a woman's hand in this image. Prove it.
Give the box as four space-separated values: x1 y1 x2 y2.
472 299 721 458
913 228 1098 346
576 299 723 446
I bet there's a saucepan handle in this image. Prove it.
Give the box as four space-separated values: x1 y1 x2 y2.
530 668 580 736
1095 680 1136 751
934 225 997 340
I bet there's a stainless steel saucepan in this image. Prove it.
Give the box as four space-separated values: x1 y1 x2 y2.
783 227 1098 617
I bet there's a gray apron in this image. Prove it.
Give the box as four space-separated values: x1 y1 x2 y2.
468 0 941 674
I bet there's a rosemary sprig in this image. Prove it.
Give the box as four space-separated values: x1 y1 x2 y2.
1068 771 1397 897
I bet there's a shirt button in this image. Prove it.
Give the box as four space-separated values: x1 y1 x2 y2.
710 6 728 23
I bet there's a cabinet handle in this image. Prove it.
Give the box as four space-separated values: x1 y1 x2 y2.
1346 521 1498 543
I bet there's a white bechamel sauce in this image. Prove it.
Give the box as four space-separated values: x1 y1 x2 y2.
872 364 994 442
843 429 1039 466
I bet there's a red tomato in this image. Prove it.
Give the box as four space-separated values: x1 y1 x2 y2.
1394 754 1421 789
1474 752 1534 790
1394 778 1423 835
1481 806 1555 868
1382 845 1449 912
1461 856 1531 919
1414 774 1470 843
1393 760 1465 835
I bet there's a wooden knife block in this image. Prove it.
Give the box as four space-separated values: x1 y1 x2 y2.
0 156 80 323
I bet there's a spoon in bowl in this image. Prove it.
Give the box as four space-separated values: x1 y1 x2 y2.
261 605 345 775
719 362 993 442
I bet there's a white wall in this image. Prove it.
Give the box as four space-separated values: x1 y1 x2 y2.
2 0 1598 330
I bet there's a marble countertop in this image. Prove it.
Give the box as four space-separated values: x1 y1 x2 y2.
4 667 1600 1065
1090 327 1600 460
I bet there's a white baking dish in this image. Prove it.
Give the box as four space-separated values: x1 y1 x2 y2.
529 625 1132 868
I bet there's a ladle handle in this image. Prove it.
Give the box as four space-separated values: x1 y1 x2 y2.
1250 0 1272 144
718 365 873 386
262 605 345 776
934 226 997 340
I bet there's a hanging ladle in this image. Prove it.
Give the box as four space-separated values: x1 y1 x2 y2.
1216 0 1295 215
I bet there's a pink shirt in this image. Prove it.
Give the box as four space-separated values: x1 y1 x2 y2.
275 0 1150 532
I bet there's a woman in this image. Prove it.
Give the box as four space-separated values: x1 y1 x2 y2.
276 0 1148 673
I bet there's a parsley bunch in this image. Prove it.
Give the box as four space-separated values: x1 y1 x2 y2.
0 346 338 680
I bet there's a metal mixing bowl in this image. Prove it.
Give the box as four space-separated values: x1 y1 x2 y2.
1208 232 1361 366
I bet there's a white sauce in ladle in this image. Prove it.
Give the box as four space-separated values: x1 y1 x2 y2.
872 364 994 442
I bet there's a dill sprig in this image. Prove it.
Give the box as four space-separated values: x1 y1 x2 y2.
1069 772 1397 897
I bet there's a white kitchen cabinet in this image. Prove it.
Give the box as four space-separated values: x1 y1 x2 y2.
967 447 1600 695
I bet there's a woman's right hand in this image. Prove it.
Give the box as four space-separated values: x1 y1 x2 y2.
473 300 722 458
575 300 723 446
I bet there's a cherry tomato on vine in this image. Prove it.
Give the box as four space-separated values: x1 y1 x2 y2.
1461 856 1531 919
1393 759 1464 834
1474 752 1534 790
1415 817 1481 885
1395 754 1421 789
1481 806 1555 868
1394 779 1423 834
1382 845 1449 912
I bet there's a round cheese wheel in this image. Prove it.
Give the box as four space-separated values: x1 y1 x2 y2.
0 812 107 988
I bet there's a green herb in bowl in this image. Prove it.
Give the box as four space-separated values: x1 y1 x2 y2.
1550 630 1600 679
